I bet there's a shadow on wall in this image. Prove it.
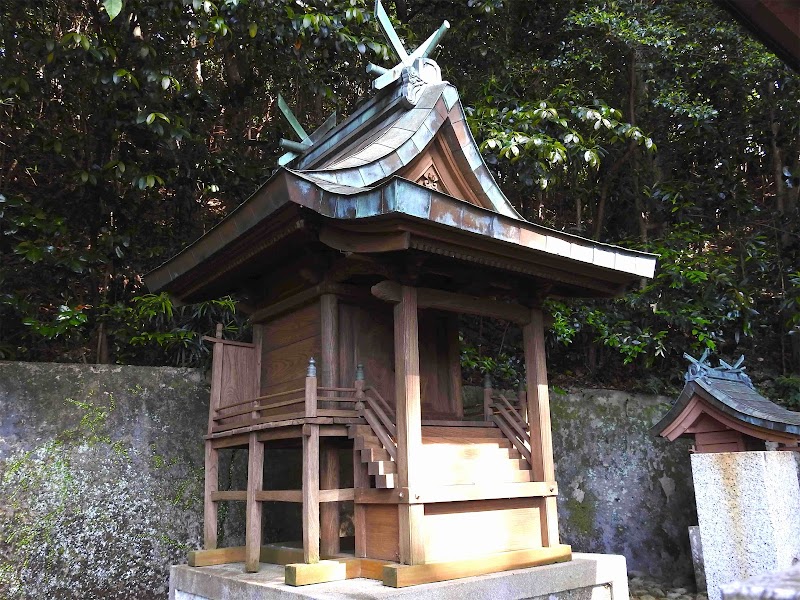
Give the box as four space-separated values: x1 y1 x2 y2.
0 364 696 599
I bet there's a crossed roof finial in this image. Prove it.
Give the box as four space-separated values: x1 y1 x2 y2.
276 94 337 166
367 0 450 90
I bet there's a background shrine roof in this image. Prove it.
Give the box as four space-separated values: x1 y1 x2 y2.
652 355 800 437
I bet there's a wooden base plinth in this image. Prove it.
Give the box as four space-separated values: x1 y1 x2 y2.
190 544 572 589
383 545 572 588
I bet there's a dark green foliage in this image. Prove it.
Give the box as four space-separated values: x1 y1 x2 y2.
2 0 799 406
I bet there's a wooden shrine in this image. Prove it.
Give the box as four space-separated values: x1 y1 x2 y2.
652 352 800 453
146 1 657 588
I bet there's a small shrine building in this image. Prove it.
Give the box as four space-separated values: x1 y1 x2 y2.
147 2 658 588
653 352 800 453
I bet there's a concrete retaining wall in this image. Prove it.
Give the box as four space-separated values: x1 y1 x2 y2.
1 362 696 598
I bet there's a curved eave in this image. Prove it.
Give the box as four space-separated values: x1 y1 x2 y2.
295 83 523 221
651 379 800 438
146 170 657 301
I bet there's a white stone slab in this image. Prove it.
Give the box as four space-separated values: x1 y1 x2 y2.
169 553 628 600
691 452 800 600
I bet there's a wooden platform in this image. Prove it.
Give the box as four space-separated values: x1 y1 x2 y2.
170 552 629 600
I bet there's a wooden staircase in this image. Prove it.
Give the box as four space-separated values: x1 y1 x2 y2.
349 424 532 489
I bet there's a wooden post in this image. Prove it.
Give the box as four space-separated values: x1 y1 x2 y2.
303 424 321 563
305 358 318 418
394 285 425 565
320 443 340 557
204 441 218 550
483 373 493 421
204 323 225 550
522 308 559 547
319 295 341 556
352 365 368 558
245 432 264 572
446 315 463 418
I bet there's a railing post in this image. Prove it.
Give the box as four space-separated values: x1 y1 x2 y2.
305 357 318 418
518 378 528 424
354 363 365 412
483 373 493 420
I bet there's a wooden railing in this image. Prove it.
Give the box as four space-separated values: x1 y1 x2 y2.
354 366 397 460
210 357 365 435
484 375 532 466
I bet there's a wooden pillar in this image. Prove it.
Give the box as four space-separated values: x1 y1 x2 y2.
446 315 463 418
245 432 264 572
203 442 218 550
204 323 224 550
352 370 369 558
303 424 321 563
319 294 341 556
394 285 425 565
522 308 559 547
483 373 493 421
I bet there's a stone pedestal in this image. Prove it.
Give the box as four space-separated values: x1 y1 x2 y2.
720 564 800 600
691 452 800 600
169 553 628 600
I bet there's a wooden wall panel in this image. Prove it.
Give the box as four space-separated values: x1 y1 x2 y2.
363 504 400 562
220 345 257 410
422 498 543 562
339 302 396 405
418 310 458 420
261 301 321 396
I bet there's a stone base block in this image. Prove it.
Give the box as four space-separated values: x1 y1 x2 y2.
720 565 800 600
691 451 800 600
169 553 628 600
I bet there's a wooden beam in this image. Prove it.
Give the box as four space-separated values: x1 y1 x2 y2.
188 543 305 568
320 488 354 502
373 280 531 324
523 308 559 547
393 285 425 565
303 425 320 563
211 433 250 449
211 490 247 502
320 227 410 254
245 433 264 572
250 283 363 323
382 545 572 588
203 441 218 549
285 560 347 586
255 490 302 502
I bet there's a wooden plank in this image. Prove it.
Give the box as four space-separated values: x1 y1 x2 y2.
364 504 400 562
320 442 341 556
422 425 502 437
201 336 256 348
188 545 245 567
255 490 303 502
255 426 303 442
303 425 320 563
210 415 336 438
423 498 543 562
212 411 309 434
382 545 572 588
211 433 250 449
285 560 347 586
251 285 324 323
372 280 531 324
320 488 355 502
204 441 218 549
245 433 264 572
211 490 247 501
220 344 257 413
316 409 359 418
261 303 320 353
397 481 557 504
263 336 321 389
394 285 424 565
523 308 559 547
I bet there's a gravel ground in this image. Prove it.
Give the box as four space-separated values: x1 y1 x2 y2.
629 575 707 600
